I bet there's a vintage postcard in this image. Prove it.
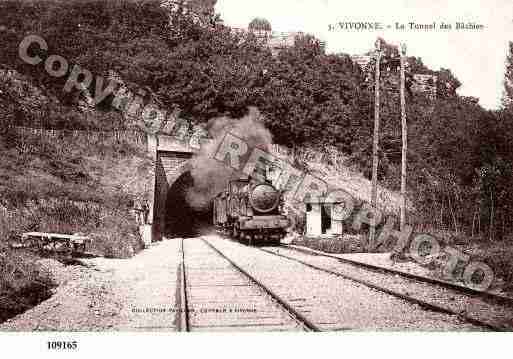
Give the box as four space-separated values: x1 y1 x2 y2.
0 0 512 355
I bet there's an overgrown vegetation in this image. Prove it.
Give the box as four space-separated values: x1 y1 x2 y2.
0 125 151 252
0 246 54 323
0 99 152 322
0 124 150 321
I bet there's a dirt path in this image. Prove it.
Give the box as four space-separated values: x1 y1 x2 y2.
0 240 182 332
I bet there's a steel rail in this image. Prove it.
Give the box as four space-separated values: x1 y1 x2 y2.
178 238 190 332
283 244 513 308
201 237 321 332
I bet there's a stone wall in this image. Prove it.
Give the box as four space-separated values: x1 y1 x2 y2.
6 126 148 149
151 151 193 242
351 55 438 99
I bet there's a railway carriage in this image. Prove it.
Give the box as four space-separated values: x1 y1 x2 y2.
213 178 289 246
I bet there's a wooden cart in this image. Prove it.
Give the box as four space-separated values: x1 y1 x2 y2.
19 232 92 254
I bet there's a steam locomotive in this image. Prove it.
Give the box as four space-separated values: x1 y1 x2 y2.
213 177 290 246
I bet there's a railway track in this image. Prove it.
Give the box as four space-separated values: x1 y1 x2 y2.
257 244 513 331
198 236 483 331
285 244 513 306
177 237 318 331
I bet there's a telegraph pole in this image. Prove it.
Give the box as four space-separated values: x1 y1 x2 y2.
400 43 408 231
370 38 382 247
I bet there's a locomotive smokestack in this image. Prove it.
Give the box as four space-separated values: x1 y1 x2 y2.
186 107 273 210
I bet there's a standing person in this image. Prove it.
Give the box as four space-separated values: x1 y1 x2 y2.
133 199 143 225
142 200 149 225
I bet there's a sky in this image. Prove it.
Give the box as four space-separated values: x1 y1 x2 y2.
215 0 513 109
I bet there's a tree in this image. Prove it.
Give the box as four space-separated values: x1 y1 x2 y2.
502 41 513 110
248 17 272 32
436 68 461 98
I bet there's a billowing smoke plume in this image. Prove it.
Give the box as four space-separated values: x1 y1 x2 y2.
186 107 273 210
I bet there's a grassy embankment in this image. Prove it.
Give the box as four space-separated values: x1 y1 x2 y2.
0 126 153 322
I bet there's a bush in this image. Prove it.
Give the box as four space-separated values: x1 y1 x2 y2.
89 212 143 259
291 235 366 254
0 246 54 323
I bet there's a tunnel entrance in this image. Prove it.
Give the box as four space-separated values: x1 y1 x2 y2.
164 171 213 238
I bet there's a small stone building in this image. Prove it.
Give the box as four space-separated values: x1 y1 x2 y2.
305 198 344 237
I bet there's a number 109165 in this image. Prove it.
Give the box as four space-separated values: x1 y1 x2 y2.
47 341 78 350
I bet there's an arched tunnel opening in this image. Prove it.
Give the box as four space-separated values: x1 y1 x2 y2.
164 171 213 238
